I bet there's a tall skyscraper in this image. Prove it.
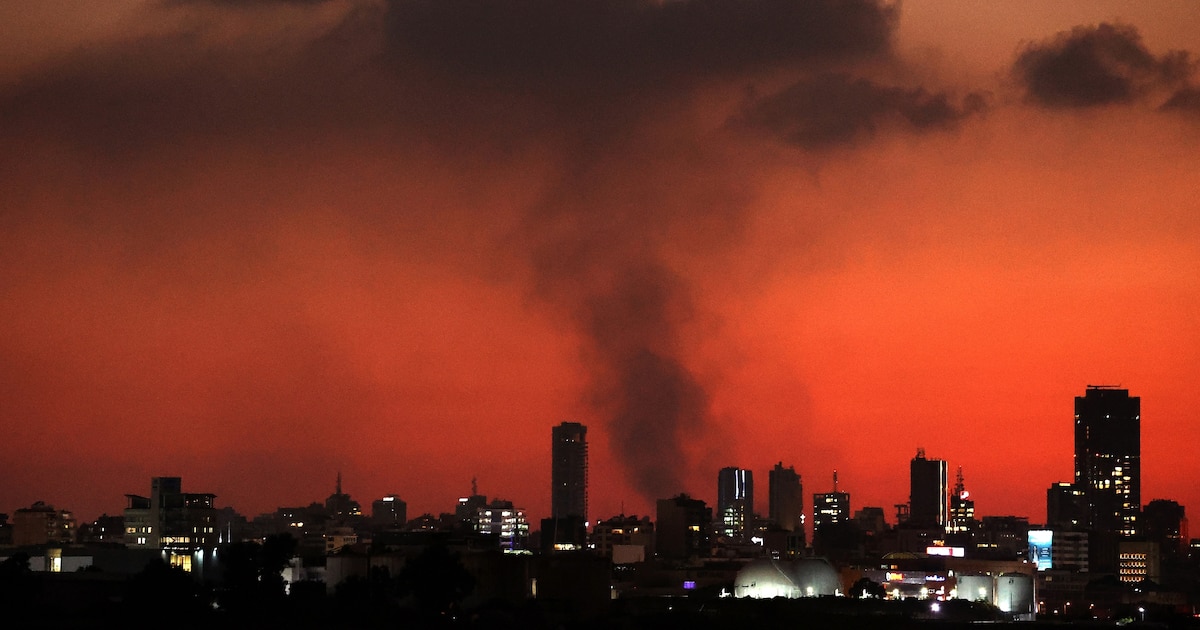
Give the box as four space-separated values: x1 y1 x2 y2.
948 467 976 534
717 466 754 540
813 471 850 543
1074 386 1141 536
909 448 948 528
769 462 804 532
551 422 588 521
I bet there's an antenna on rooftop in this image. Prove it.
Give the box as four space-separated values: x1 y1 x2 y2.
833 470 839 492
471 476 478 496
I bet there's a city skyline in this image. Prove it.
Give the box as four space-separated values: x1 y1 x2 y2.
0 384 1189 531
2 2 1200 530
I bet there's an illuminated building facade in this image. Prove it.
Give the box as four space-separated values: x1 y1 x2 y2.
813 479 850 543
1117 540 1160 583
551 422 588 522
123 477 217 572
909 448 948 528
769 462 804 533
717 467 754 540
948 467 976 534
474 499 529 552
591 514 654 559
1074 386 1140 536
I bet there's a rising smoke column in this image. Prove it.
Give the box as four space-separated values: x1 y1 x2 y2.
0 0 992 509
382 0 912 502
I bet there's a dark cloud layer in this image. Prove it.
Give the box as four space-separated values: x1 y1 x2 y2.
1161 85 1200 113
0 0 966 508
1013 22 1193 108
734 72 986 148
384 0 898 96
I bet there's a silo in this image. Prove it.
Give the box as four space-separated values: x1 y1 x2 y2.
734 558 800 599
956 573 993 603
789 558 840 597
995 573 1034 617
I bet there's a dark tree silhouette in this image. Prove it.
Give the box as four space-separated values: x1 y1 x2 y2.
0 552 40 608
125 558 211 617
398 543 475 617
218 533 298 615
850 576 887 599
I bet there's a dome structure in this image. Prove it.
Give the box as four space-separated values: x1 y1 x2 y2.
733 557 840 599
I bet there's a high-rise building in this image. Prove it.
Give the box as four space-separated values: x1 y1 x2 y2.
551 422 588 522
717 466 754 540
813 472 850 544
909 448 948 528
948 467 976 534
456 477 487 528
123 477 217 573
1142 499 1188 560
769 462 804 533
475 499 530 553
1074 386 1141 536
325 472 362 521
656 494 712 560
1046 482 1084 530
371 495 407 529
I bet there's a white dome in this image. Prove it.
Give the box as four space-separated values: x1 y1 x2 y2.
734 558 840 599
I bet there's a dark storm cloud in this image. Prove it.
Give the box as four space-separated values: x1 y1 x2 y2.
383 0 898 95
1013 22 1194 108
1161 86 1200 114
734 72 986 149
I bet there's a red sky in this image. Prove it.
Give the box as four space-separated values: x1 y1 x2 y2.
2 0 1199 529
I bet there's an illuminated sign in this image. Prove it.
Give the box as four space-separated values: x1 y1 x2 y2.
683 581 696 590
926 546 965 557
1028 529 1052 571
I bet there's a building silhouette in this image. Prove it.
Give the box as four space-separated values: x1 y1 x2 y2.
813 472 850 551
371 495 407 529
717 466 754 541
1074 385 1140 536
592 515 654 562
456 478 487 529
656 494 712 560
551 422 588 522
768 462 804 533
1046 481 1084 530
909 448 948 529
1142 499 1188 561
324 472 362 521
12 501 76 547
